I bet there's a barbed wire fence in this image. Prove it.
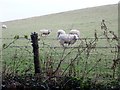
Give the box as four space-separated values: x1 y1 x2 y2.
0 37 118 48
1 20 120 84
1 35 119 77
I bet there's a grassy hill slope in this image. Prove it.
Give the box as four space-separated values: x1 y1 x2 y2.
2 4 118 38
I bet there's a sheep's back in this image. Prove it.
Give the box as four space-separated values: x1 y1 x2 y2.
59 34 75 42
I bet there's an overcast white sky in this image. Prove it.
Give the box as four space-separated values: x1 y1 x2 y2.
0 0 119 22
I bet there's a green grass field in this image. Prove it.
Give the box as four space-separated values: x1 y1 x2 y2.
2 4 119 84
2 4 118 38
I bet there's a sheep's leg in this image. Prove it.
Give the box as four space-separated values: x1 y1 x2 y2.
68 43 70 46
59 40 65 47
60 43 65 48
40 34 43 37
60 43 64 47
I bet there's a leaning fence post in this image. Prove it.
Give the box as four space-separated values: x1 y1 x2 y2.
31 32 41 74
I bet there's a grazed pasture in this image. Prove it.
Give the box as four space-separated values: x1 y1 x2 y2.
2 4 119 85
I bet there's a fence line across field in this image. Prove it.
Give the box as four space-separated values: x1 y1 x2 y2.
8 45 118 49
1 37 119 40
2 37 118 50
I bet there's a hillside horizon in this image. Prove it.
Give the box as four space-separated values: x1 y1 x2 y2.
2 3 118 39
3 4 117 22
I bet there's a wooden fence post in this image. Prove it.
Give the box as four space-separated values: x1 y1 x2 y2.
31 32 41 74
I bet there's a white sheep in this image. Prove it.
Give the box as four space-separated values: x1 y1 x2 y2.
69 29 80 38
57 30 78 47
39 29 51 36
2 25 7 29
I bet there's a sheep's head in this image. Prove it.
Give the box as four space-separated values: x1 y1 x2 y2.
57 30 66 37
48 30 51 34
57 32 61 37
73 34 79 40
